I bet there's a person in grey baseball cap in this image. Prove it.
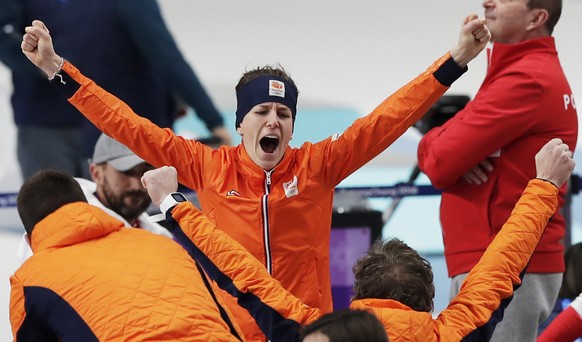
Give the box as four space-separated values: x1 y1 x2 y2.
88 133 165 229
17 133 171 263
92 133 147 172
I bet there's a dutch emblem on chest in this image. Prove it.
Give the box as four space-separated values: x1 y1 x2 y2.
283 176 299 198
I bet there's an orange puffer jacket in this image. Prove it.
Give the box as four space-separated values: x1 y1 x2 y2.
9 202 243 341
165 178 557 341
163 179 558 341
61 52 462 341
350 179 558 342
168 201 323 341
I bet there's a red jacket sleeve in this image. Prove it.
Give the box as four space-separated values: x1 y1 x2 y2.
417 71 542 189
538 294 582 342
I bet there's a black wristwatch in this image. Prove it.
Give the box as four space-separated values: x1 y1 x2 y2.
160 192 188 215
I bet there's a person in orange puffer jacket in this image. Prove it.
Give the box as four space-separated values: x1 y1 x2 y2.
10 170 245 341
143 138 574 342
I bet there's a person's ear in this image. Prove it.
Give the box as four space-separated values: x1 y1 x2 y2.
90 163 104 183
527 8 549 31
236 127 243 135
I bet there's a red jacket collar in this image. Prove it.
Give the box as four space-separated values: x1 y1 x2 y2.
487 36 557 75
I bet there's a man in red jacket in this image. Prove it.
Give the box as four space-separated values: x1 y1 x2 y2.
417 0 578 341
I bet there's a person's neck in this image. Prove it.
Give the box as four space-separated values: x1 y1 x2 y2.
523 29 549 42
492 29 549 45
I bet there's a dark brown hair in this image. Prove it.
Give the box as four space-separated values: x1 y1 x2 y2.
235 65 299 96
17 170 87 235
300 309 389 342
352 238 435 312
528 0 562 34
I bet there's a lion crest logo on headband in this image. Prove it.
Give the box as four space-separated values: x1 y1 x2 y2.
269 80 285 98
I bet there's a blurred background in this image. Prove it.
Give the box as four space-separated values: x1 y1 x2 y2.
0 0 580 338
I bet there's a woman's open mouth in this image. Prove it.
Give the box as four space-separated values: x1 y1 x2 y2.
260 135 280 153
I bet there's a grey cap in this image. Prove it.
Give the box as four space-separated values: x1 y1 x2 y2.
92 134 145 171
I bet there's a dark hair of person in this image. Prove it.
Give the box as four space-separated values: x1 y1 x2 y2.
558 242 582 298
352 238 435 312
528 0 562 34
299 309 388 342
235 64 299 96
17 169 87 235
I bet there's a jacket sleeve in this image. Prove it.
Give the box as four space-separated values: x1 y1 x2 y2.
537 293 582 342
417 71 542 189
434 179 558 339
59 61 213 191
307 53 467 187
116 0 224 130
167 202 321 341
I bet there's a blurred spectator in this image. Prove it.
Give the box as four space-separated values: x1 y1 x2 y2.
0 0 231 179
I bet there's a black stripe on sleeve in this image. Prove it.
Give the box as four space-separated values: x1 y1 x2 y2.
433 57 468 87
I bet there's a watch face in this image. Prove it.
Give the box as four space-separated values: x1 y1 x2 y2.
171 193 187 202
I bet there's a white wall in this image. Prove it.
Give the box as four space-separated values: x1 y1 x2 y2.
158 0 580 114
0 1 580 338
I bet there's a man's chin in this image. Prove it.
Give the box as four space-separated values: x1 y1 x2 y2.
120 207 148 223
121 200 151 218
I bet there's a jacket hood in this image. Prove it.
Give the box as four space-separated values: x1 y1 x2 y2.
351 298 435 341
31 202 124 253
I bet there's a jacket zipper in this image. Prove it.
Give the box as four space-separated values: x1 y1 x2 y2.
262 170 273 274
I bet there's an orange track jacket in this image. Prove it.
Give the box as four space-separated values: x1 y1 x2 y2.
57 52 465 340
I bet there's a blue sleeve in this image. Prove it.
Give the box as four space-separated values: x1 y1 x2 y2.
433 57 467 87
116 0 224 130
